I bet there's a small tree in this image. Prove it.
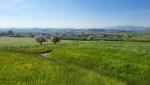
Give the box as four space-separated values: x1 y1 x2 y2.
51 36 60 44
35 34 47 45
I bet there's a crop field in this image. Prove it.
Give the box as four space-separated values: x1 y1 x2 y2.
0 37 150 85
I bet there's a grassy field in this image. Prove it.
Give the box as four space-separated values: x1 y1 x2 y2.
0 37 150 85
0 37 37 46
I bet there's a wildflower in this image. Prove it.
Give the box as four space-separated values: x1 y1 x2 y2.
23 63 33 69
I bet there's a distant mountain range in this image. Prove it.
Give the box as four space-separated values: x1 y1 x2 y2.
0 26 150 33
105 26 150 31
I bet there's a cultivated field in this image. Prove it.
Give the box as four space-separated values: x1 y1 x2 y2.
0 37 150 85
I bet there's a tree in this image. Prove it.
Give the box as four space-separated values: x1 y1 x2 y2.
51 36 60 44
7 30 14 36
35 34 47 45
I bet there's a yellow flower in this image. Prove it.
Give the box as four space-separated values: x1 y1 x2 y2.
23 63 33 69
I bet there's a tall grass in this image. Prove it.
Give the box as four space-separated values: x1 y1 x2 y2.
0 37 150 85
0 52 124 85
51 41 150 85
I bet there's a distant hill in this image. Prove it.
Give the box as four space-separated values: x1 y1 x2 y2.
0 26 150 33
105 26 150 31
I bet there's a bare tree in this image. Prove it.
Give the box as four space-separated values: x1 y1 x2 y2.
51 36 61 44
35 34 47 45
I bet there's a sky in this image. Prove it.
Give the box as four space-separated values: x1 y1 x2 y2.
0 0 150 28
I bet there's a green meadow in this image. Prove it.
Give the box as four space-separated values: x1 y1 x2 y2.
0 37 150 85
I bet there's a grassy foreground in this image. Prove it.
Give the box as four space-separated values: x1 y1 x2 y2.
0 37 150 85
51 41 150 85
1 51 124 85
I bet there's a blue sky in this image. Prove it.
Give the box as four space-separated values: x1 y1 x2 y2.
0 0 150 28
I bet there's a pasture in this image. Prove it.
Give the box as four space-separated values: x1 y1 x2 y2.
0 37 36 46
0 37 150 85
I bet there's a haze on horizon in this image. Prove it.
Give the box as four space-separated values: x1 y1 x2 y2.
0 0 150 28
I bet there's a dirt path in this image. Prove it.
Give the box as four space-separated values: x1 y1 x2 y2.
40 50 52 58
40 53 49 58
